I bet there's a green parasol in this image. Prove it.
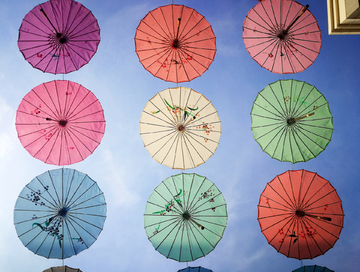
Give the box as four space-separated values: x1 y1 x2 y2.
144 173 227 262
251 79 333 163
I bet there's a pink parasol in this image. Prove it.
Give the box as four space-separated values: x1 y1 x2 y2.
18 0 100 74
243 0 321 74
16 80 105 166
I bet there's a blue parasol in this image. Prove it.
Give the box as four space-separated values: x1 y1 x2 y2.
14 168 106 259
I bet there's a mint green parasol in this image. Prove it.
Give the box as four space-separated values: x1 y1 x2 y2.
251 79 333 163
144 173 227 262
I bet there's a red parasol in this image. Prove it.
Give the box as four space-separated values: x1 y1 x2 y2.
243 0 321 74
258 170 344 259
135 4 216 83
16 80 105 166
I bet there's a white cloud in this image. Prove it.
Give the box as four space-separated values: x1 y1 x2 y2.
0 98 15 158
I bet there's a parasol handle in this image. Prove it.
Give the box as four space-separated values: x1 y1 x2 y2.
176 18 181 40
293 112 314 122
189 217 205 230
285 4 309 33
306 213 332 222
40 8 59 34
183 115 196 127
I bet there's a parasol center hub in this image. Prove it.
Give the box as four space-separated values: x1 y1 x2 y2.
171 39 181 49
287 117 296 126
56 33 68 44
182 210 191 220
277 30 288 40
58 206 70 217
59 119 68 127
295 209 305 218
177 124 185 132
59 37 67 44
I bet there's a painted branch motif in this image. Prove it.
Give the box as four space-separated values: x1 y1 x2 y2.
151 99 199 121
152 189 183 235
29 185 82 248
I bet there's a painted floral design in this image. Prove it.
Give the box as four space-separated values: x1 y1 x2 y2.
151 99 199 122
45 133 53 140
276 224 317 245
37 129 47 136
26 185 49 206
72 237 85 245
199 188 215 201
153 189 183 216
276 229 298 244
298 96 308 107
28 185 81 249
199 189 217 211
33 216 64 247
196 122 214 143
153 228 159 236
152 190 184 234
299 225 317 240
28 185 63 247
31 104 42 115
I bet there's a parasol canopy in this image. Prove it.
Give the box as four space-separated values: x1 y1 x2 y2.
14 168 107 259
135 4 216 83
16 80 105 166
243 0 321 74
43 266 82 272
140 86 221 169
258 170 344 260
292 265 334 272
251 79 333 163
18 0 100 74
144 173 227 262
178 267 213 272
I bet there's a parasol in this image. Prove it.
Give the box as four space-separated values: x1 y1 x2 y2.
16 80 105 166
178 267 213 272
140 86 221 169
144 173 227 262
43 266 82 272
135 4 216 83
14 168 107 259
243 0 321 74
251 79 333 163
178 266 213 272
258 170 344 259
18 0 100 74
292 265 334 272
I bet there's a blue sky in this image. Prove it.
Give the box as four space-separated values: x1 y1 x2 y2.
0 0 359 271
